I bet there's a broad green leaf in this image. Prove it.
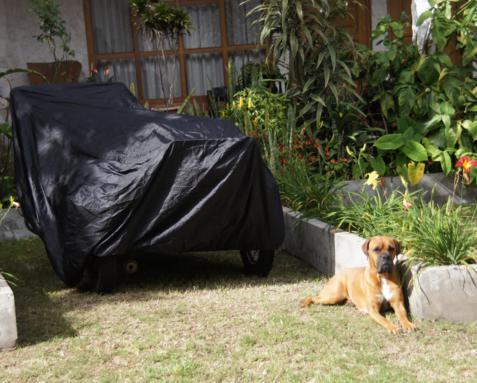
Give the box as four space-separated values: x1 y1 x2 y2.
416 10 432 26
398 70 414 84
401 140 428 162
441 114 451 129
417 57 440 85
398 87 416 116
369 156 386 176
462 120 477 141
374 134 405 150
407 162 425 186
440 151 452 174
379 93 394 118
440 102 455 116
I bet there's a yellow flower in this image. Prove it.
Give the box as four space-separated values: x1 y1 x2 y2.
232 100 236 109
365 171 380 190
247 97 253 109
238 96 244 110
406 162 425 186
9 196 20 209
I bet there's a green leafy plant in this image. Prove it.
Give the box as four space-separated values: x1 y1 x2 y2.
225 86 289 171
359 3 477 181
404 199 477 266
1 69 48 205
276 157 342 220
0 197 20 285
30 0 75 62
328 189 410 239
245 0 374 180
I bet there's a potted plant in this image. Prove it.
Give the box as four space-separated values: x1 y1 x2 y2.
27 0 81 84
129 0 191 107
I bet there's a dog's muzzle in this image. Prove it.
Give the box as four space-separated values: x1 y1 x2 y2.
377 254 392 274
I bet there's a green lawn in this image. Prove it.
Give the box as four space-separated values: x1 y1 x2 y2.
1 238 477 382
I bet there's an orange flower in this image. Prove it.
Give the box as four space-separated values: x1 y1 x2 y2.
455 156 477 173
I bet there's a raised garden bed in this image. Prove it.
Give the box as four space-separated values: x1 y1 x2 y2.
283 173 477 323
283 207 477 323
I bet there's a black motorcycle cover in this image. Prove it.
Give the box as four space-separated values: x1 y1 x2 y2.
10 83 284 286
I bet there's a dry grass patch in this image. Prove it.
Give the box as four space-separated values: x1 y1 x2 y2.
1 238 477 382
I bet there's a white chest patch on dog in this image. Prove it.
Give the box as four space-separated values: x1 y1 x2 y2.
380 278 394 301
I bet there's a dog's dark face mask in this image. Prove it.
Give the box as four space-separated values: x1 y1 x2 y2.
376 253 392 274
362 236 401 275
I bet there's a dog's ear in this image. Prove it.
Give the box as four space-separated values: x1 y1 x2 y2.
393 239 401 255
361 238 371 256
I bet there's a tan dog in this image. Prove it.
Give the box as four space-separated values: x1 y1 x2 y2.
301 236 415 333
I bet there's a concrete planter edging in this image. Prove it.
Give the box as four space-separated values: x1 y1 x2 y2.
283 207 477 323
409 265 477 323
282 207 367 275
0 273 17 351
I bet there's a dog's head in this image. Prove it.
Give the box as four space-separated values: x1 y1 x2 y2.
362 236 401 275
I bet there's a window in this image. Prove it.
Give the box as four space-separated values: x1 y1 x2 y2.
83 0 263 106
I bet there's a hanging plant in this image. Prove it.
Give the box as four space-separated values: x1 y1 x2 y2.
129 0 191 41
129 0 191 108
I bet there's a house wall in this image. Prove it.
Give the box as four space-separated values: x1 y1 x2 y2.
0 0 89 89
0 0 389 92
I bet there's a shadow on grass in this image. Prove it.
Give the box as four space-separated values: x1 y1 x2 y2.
0 237 321 346
0 238 78 347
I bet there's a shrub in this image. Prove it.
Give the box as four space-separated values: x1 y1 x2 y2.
358 1 477 182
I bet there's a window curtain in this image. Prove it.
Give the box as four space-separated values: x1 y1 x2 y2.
186 54 224 96
91 0 136 90
89 0 263 99
225 0 261 46
184 5 223 96
90 0 133 53
142 57 181 99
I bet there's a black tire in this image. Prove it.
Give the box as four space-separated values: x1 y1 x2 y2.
240 250 274 277
93 256 118 294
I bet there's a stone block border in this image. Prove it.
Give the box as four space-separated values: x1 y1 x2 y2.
283 207 366 275
0 273 17 351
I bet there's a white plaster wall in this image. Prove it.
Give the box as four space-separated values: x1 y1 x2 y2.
1 0 88 87
371 0 388 51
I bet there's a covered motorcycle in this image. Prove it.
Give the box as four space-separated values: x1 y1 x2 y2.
10 83 284 291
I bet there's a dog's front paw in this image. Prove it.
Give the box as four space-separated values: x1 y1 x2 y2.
401 321 416 332
299 297 313 308
387 323 400 334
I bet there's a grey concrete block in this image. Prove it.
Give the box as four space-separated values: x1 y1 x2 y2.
0 209 35 241
0 273 17 351
283 207 334 275
409 265 477 323
333 231 367 274
341 173 477 206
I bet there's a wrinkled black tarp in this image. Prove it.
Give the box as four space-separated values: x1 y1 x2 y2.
10 83 284 286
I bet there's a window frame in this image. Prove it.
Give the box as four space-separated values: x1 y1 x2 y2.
83 0 264 107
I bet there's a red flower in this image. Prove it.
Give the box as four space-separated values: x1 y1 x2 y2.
455 156 477 173
325 147 330 157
